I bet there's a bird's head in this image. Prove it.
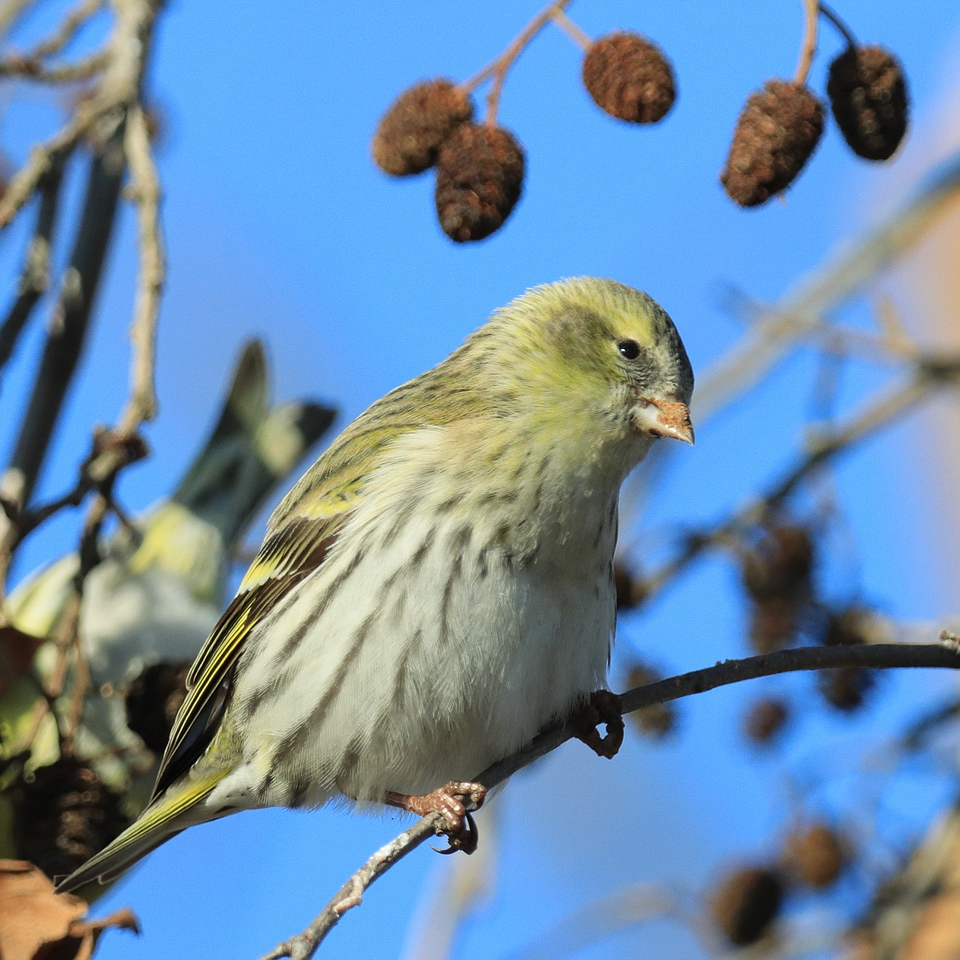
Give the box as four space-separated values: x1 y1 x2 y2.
473 277 694 457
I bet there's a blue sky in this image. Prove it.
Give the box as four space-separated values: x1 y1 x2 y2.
3 1 960 958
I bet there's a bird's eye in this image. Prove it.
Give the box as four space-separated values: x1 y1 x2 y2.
617 339 641 360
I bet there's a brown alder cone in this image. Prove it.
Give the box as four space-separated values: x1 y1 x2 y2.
744 696 790 744
827 46 908 161
625 664 676 738
783 823 846 889
582 31 675 124
10 758 128 880
743 524 816 652
435 122 525 242
124 660 192 753
721 80 824 207
710 867 784 946
372 79 474 176
818 664 876 711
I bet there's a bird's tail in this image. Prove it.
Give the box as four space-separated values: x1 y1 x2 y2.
55 771 227 895
171 339 336 549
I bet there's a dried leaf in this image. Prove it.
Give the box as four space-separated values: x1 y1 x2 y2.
0 859 137 960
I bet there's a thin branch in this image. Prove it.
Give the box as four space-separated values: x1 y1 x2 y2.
259 640 960 960
459 0 574 126
119 102 163 430
550 9 591 52
818 1 857 49
0 159 66 373
6 117 127 510
691 148 960 424
794 0 819 85
0 48 109 82
635 368 943 602
27 0 105 60
0 0 39 39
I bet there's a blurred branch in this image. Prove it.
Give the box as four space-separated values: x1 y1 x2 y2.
23 0 104 60
635 358 952 603
0 48 108 81
0 159 66 374
504 884 688 960
0 0 165 562
0 0 39 39
5 117 127 511
260 640 960 960
119 102 163 430
692 149 960 423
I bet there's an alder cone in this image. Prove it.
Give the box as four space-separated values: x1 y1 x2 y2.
625 664 676 738
435 123 524 242
710 867 784 946
818 665 875 712
125 660 192 753
372 79 474 176
582 31 675 124
10 758 128 879
828 45 907 161
744 696 790 745
721 80 824 207
784 823 845 889
742 525 814 602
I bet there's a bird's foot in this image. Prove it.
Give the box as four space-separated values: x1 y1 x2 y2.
576 689 625 759
385 780 487 855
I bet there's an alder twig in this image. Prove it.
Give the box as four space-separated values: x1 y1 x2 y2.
119 102 163 430
258 640 960 960
0 159 66 374
6 117 127 510
794 0 819 85
25 0 105 60
633 365 947 604
460 0 575 126
0 48 109 81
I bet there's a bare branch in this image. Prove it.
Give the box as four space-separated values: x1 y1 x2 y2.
460 0 574 125
635 368 944 602
6 118 127 511
0 160 66 374
119 102 163 430
0 48 109 82
259 640 960 959
793 0 819 85
26 0 105 60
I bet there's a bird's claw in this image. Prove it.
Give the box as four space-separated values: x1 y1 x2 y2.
576 689 624 759
385 780 486 855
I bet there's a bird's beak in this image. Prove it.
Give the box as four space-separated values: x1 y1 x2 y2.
632 398 694 445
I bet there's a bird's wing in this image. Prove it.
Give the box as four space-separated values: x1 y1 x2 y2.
151 506 349 800
151 367 491 801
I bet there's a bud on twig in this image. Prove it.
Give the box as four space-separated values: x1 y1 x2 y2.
721 80 824 207
435 122 524 242
827 46 907 161
372 79 474 177
582 31 675 124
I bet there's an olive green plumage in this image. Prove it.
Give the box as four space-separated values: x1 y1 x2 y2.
59 278 693 892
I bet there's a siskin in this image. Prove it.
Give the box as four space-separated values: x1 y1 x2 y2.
60 277 694 890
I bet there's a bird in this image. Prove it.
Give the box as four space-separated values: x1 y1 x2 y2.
57 277 694 892
2 341 335 790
